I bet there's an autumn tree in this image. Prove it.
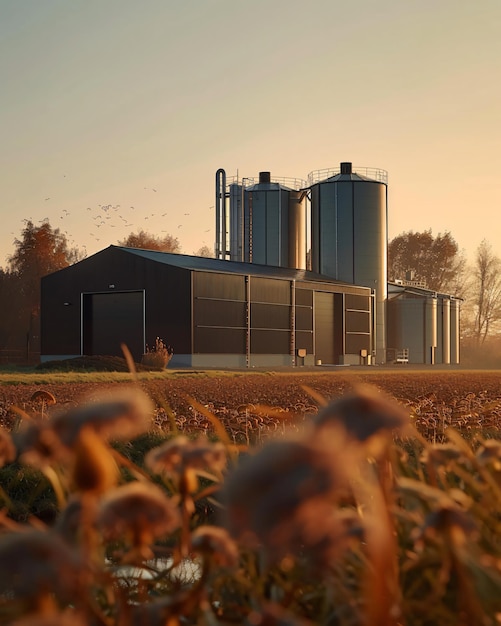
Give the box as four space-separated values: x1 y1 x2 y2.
468 240 501 345
0 269 23 350
388 230 465 295
3 220 83 353
118 230 181 253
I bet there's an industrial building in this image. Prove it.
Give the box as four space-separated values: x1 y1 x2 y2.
41 162 461 367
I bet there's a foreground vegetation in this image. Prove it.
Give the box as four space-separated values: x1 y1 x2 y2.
2 372 501 624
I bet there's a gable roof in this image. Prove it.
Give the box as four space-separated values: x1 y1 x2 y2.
112 245 352 286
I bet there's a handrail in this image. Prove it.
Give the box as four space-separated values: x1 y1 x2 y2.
307 166 388 186
225 176 306 191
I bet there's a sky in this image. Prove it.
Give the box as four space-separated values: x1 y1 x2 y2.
1 0 500 267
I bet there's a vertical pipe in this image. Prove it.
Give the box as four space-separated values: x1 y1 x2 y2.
215 169 226 259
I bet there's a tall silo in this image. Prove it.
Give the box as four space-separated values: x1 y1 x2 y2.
222 171 307 269
309 162 388 362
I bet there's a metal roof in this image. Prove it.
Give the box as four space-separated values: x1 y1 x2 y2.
387 281 462 301
112 246 355 286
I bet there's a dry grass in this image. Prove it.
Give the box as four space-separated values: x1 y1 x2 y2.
1 373 501 623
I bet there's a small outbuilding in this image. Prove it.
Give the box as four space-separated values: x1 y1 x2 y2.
41 246 374 367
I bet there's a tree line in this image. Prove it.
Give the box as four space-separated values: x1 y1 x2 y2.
1 221 500 363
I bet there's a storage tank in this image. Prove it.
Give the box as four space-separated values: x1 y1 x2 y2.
450 298 460 364
223 171 307 268
441 298 451 365
309 162 388 362
425 297 437 365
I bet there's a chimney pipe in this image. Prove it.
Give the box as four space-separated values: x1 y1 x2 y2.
259 171 271 183
340 162 352 175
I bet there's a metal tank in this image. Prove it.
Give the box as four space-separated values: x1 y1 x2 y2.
450 298 460 364
441 298 451 365
425 297 438 365
309 162 388 362
218 170 307 269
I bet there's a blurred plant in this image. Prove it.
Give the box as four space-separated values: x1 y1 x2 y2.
1 384 501 624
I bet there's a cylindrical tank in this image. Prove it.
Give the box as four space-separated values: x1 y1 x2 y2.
309 162 388 362
450 299 460 364
227 171 306 269
288 190 306 270
425 297 437 365
442 298 451 365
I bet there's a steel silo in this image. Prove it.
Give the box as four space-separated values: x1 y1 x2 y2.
223 171 307 269
309 162 388 362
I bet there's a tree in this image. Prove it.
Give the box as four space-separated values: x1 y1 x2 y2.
388 230 465 295
469 240 501 345
8 220 83 316
0 268 23 349
118 230 181 253
194 245 214 258
4 220 83 353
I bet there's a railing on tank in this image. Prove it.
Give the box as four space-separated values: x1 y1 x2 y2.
307 167 388 186
225 176 307 191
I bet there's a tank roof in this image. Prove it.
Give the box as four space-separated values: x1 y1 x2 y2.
308 165 388 186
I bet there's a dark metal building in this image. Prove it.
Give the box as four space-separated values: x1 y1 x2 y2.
41 245 373 367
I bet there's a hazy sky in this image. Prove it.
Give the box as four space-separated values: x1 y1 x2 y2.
1 0 500 266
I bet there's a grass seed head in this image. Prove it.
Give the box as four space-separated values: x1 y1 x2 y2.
0 531 82 604
0 427 16 466
146 435 227 475
313 384 409 443
190 525 239 568
97 481 180 553
50 387 154 447
222 434 351 560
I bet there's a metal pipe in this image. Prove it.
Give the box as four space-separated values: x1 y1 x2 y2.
215 169 226 259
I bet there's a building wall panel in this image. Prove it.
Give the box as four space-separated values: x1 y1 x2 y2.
194 299 246 328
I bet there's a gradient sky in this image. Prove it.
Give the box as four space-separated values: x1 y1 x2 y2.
1 0 500 267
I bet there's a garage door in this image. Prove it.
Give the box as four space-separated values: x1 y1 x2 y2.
83 291 144 360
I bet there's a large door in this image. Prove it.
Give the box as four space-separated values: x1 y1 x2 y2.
314 292 335 364
83 291 144 360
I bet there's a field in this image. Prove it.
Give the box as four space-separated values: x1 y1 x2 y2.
2 368 501 442
3 367 501 624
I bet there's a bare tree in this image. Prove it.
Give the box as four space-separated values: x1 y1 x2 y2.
470 240 501 345
388 230 466 295
118 230 181 253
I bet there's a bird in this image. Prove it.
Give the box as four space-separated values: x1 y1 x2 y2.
178 225 182 228
44 197 50 201
184 213 190 216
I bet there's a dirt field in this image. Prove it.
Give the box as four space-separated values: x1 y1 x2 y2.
2 368 501 442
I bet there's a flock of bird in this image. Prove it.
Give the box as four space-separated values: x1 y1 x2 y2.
9 182 213 257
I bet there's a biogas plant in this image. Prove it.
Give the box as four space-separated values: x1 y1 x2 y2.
41 162 460 368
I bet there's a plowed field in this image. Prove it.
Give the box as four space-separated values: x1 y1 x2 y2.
2 369 501 442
